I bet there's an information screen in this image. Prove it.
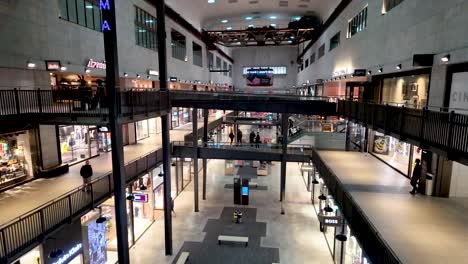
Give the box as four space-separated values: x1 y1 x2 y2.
246 68 274 86
242 186 249 196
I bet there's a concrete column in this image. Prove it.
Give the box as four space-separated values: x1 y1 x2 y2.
428 64 449 109
192 108 199 212
39 125 60 169
280 114 289 203
128 122 137 144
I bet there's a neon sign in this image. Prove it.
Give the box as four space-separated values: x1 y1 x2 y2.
87 59 106 69
99 0 111 32
51 243 82 264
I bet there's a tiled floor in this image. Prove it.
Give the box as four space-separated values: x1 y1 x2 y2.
128 159 333 264
317 151 468 264
0 115 221 227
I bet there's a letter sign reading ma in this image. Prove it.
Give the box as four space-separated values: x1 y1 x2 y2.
100 0 111 32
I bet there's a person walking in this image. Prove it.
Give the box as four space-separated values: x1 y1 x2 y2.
410 159 422 195
237 129 243 145
255 132 261 149
229 129 235 145
249 131 256 146
80 160 93 192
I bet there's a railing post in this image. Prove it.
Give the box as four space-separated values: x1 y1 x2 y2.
68 196 73 221
37 88 43 114
447 111 455 151
1 230 8 262
14 88 21 115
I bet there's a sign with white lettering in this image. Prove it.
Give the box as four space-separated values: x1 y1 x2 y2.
87 59 106 69
99 0 111 32
318 215 342 227
449 72 468 115
45 60 61 71
148 69 159 76
170 77 178 82
133 193 148 203
353 69 367 76
51 244 82 264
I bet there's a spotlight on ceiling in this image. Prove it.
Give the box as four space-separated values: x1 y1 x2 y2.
208 0 215 3
85 68 91 73
396 64 402 70
245 16 252 20
60 66 67 71
378 67 383 73
221 19 228 23
441 54 450 63
367 70 372 75
269 16 277 20
226 26 232 30
27 62 36 68
318 194 327 200
124 73 128 77
137 74 141 78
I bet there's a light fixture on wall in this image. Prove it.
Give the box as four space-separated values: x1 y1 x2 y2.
137 74 141 78
27 61 36 68
60 66 67 71
378 67 383 73
441 54 450 63
396 64 402 70
367 70 372 75
147 75 151 79
124 72 128 77
85 68 91 73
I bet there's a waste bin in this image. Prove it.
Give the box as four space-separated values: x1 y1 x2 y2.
237 212 243 224
426 173 434 196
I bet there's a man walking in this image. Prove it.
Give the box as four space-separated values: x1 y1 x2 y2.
237 129 243 145
410 159 422 195
249 131 256 146
80 160 93 192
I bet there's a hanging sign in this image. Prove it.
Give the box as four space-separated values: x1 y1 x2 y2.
318 215 342 227
45 60 61 71
87 59 106 69
133 193 149 203
353 69 367 76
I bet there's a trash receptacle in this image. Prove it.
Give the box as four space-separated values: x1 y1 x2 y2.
233 212 238 223
237 212 243 224
426 173 434 196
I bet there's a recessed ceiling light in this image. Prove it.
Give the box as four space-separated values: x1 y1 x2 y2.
396 64 402 70
245 16 252 20
137 74 141 78
226 26 232 30
270 24 276 27
85 68 91 73
208 0 215 3
378 67 383 73
85 5 93 9
248 24 254 28
221 19 228 23
289 36 295 39
287 40 292 43
270 16 277 19
145 19 154 23
367 70 372 75
124 73 128 77
294 16 301 21
27 62 36 68
60 66 67 71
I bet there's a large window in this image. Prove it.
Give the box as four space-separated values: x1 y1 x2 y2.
58 0 102 32
329 32 340 51
135 6 157 51
318 44 325 59
242 66 287 75
208 52 214 69
192 42 203 67
348 6 368 38
382 0 405 14
171 29 186 61
216 56 222 70
223 61 228 76
310 53 316 64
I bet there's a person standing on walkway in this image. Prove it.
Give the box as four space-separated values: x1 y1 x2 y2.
410 159 422 195
80 160 93 192
237 129 243 145
229 129 235 145
255 132 261 149
249 131 256 146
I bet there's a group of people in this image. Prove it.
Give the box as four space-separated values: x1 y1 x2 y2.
229 129 261 148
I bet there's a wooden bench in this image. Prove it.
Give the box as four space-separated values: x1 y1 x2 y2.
176 252 190 264
249 181 258 188
218 235 249 247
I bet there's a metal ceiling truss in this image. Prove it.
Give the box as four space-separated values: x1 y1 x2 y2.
203 27 315 47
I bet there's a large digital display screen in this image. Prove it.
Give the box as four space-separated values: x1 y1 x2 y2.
246 68 274 86
242 186 249 196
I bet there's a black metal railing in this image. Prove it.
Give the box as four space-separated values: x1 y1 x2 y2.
0 148 164 263
338 100 468 159
0 89 169 120
311 149 401 264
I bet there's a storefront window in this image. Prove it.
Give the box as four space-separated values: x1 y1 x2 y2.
344 227 363 264
381 74 429 108
136 120 149 141
132 174 154 239
100 196 134 254
12 245 42 264
371 131 411 175
59 125 99 164
0 133 31 188
148 118 162 135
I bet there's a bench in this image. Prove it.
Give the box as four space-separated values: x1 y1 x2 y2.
249 181 258 188
218 235 248 247
176 252 190 264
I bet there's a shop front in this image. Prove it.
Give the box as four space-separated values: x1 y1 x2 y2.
0 131 34 190
171 107 192 129
136 120 150 141
375 69 430 109
59 125 100 164
369 130 422 177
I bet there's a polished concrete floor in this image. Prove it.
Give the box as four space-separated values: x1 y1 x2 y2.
128 159 333 264
317 151 468 264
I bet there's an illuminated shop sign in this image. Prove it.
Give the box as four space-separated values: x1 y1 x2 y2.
169 77 178 82
353 69 367 76
51 243 82 264
148 69 159 76
242 66 287 75
87 59 106 69
319 215 342 227
99 0 111 32
45 60 61 71
133 193 148 203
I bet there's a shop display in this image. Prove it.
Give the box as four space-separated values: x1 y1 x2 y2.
59 125 99 164
0 137 27 185
373 136 389 154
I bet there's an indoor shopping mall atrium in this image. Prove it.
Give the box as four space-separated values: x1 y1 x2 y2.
1 0 468 263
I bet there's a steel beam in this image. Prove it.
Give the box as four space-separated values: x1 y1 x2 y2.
202 109 208 200
192 108 199 212
280 114 289 202
155 0 173 255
